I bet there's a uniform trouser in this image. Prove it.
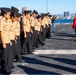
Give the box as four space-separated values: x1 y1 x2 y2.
46 24 51 38
1 44 13 72
35 31 44 46
22 32 32 54
52 23 56 31
11 40 21 61
31 27 35 48
16 36 22 60
41 26 44 37
35 31 39 46
42 27 47 41
75 28 76 34
17 36 21 52
45 25 48 38
0 43 3 57
20 31 24 48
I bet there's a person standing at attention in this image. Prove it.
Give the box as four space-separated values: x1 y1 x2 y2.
52 15 56 32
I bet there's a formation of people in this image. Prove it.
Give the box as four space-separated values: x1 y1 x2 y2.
0 6 56 74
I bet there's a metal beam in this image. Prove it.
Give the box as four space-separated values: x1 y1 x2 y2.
46 0 48 12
